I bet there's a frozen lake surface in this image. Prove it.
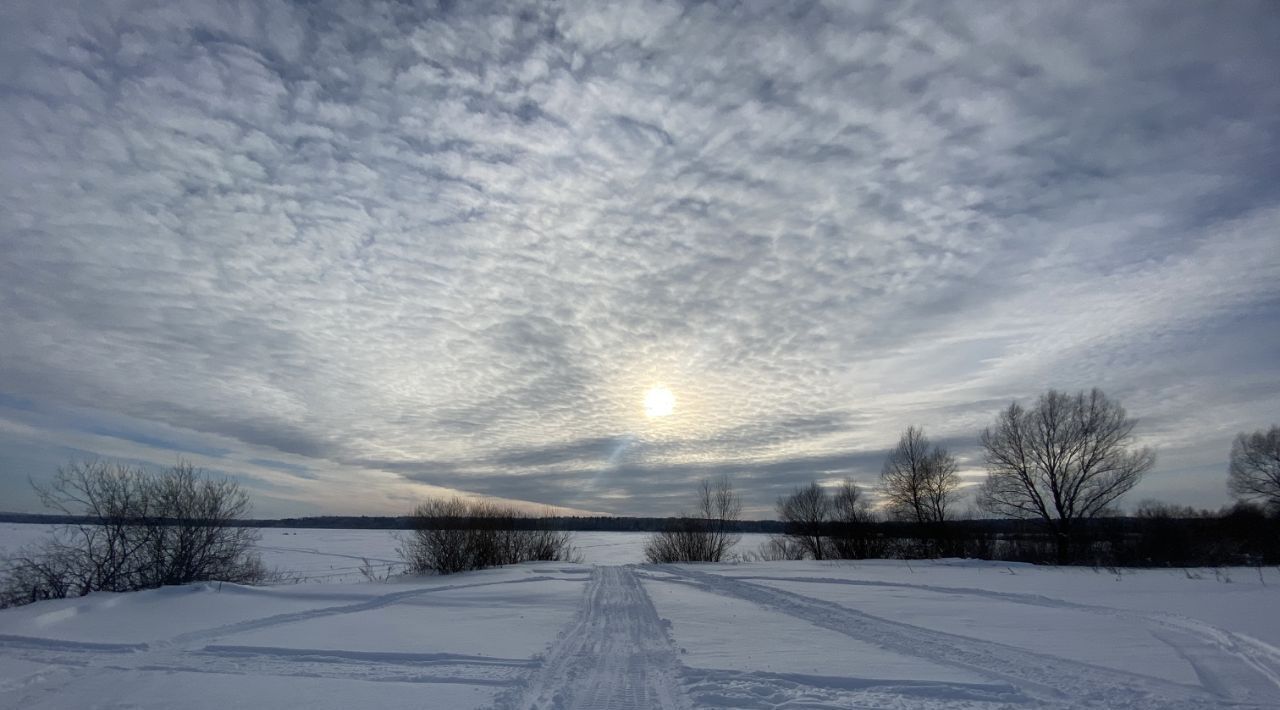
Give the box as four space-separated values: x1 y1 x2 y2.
1 524 767 581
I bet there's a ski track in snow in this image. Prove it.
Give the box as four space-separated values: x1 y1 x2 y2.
495 565 692 710
653 566 1280 709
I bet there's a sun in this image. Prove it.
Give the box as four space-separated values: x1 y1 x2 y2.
644 387 676 417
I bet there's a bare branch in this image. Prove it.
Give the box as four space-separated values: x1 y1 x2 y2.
1228 425 1280 512
977 389 1153 563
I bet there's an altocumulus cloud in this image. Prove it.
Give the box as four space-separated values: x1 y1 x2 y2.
1 1 1278 516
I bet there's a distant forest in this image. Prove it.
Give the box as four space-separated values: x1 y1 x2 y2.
0 511 784 532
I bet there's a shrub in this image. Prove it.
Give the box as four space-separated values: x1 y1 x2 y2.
1 460 264 608
643 477 742 563
755 534 808 561
399 498 576 575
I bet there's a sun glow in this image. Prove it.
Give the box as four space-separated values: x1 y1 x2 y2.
643 387 676 417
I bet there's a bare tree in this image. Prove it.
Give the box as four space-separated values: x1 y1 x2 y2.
978 389 1155 564
776 482 831 560
644 476 742 563
2 460 264 608
141 462 260 587
829 479 882 559
31 461 155 595
880 426 960 525
1227 425 1280 512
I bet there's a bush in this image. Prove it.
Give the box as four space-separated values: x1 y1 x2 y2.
399 499 576 575
643 477 742 563
1 461 265 608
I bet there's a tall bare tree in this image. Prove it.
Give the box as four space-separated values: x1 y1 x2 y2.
978 389 1154 563
1228 425 1280 512
880 426 960 525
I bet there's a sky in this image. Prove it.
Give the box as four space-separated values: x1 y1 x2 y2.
1 0 1278 518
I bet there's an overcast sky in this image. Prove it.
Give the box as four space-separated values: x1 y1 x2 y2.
1 1 1278 518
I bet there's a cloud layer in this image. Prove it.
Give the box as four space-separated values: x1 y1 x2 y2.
2 0 1278 516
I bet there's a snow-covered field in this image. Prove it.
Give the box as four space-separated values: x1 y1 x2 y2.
2 525 1280 709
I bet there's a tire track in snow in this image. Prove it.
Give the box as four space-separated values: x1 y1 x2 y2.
0 635 148 653
139 645 533 687
1147 617 1280 704
4 645 531 690
732 575 1104 610
658 566 1224 709
0 575 563 706
680 667 1029 710
166 575 562 647
496 566 692 710
731 572 1280 703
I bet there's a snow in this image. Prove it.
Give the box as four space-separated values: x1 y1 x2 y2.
640 571 985 684
3 525 1280 709
1 525 773 578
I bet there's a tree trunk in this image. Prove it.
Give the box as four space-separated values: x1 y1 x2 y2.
1054 526 1072 565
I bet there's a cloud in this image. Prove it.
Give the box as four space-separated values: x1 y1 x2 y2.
0 0 1277 516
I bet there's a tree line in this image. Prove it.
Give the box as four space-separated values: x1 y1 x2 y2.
0 512 790 533
647 388 1280 566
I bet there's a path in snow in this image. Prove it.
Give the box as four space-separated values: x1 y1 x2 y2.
0 575 564 707
655 565 1264 710
498 566 692 710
